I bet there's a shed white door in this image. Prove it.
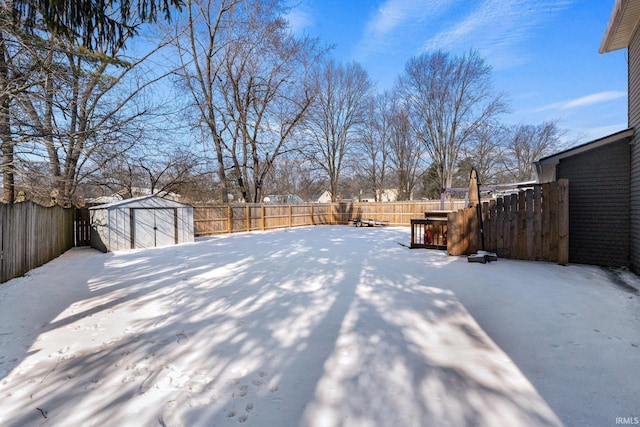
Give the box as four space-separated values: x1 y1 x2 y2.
133 208 176 248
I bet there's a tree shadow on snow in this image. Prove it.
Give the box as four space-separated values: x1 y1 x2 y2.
0 226 567 426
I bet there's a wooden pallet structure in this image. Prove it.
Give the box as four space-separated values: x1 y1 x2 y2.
349 217 389 227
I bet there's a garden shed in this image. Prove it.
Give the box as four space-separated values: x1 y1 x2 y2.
90 195 194 252
535 128 634 267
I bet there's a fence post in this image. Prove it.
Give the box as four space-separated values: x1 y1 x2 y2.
533 186 542 261
517 192 526 259
0 204 4 283
227 205 232 234
446 211 457 255
548 182 560 262
468 206 480 253
482 201 491 251
542 184 551 261
525 189 534 260
557 179 569 265
509 195 518 259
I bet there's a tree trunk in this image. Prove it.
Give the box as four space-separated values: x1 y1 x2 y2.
213 133 230 203
0 31 14 203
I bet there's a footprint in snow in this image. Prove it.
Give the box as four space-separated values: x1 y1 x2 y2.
175 333 189 345
233 385 248 398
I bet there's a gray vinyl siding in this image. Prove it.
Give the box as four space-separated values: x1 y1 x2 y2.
629 26 640 272
557 141 630 267
630 27 640 129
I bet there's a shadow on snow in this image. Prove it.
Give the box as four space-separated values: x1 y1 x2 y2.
0 225 633 426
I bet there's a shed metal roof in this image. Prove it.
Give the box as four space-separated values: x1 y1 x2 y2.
89 194 192 210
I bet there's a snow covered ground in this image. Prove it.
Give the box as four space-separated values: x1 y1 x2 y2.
0 226 638 427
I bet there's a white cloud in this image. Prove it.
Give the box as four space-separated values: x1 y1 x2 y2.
533 91 627 112
284 8 313 35
367 0 437 36
355 0 449 59
355 0 574 69
420 0 574 68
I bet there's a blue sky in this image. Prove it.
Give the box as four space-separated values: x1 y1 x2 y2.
285 0 628 146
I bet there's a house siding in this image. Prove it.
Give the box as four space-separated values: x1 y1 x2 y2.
557 141 630 267
629 25 640 272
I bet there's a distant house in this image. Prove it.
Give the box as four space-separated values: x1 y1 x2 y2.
263 193 304 204
534 0 640 270
358 189 399 202
311 190 358 203
315 191 333 203
313 189 398 203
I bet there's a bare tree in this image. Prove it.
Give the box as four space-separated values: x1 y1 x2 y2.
0 12 45 203
386 99 425 200
464 120 508 184
355 93 391 201
93 140 202 198
15 30 174 206
171 0 237 202
398 50 508 191
216 11 320 202
304 59 373 202
159 2 328 206
0 0 181 204
502 121 562 182
173 0 321 203
263 156 325 201
0 27 17 203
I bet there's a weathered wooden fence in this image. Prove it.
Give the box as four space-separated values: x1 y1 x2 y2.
447 179 569 264
194 200 466 237
1 201 75 283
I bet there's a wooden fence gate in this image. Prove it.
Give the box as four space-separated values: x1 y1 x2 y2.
75 208 91 246
447 179 569 264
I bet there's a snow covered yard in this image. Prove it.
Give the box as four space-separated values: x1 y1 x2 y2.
0 226 638 427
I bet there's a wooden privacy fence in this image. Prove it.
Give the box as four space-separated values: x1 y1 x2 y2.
447 179 569 264
1 201 75 284
194 200 466 237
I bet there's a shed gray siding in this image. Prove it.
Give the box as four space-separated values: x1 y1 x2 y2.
557 140 630 266
630 24 640 272
89 196 194 252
